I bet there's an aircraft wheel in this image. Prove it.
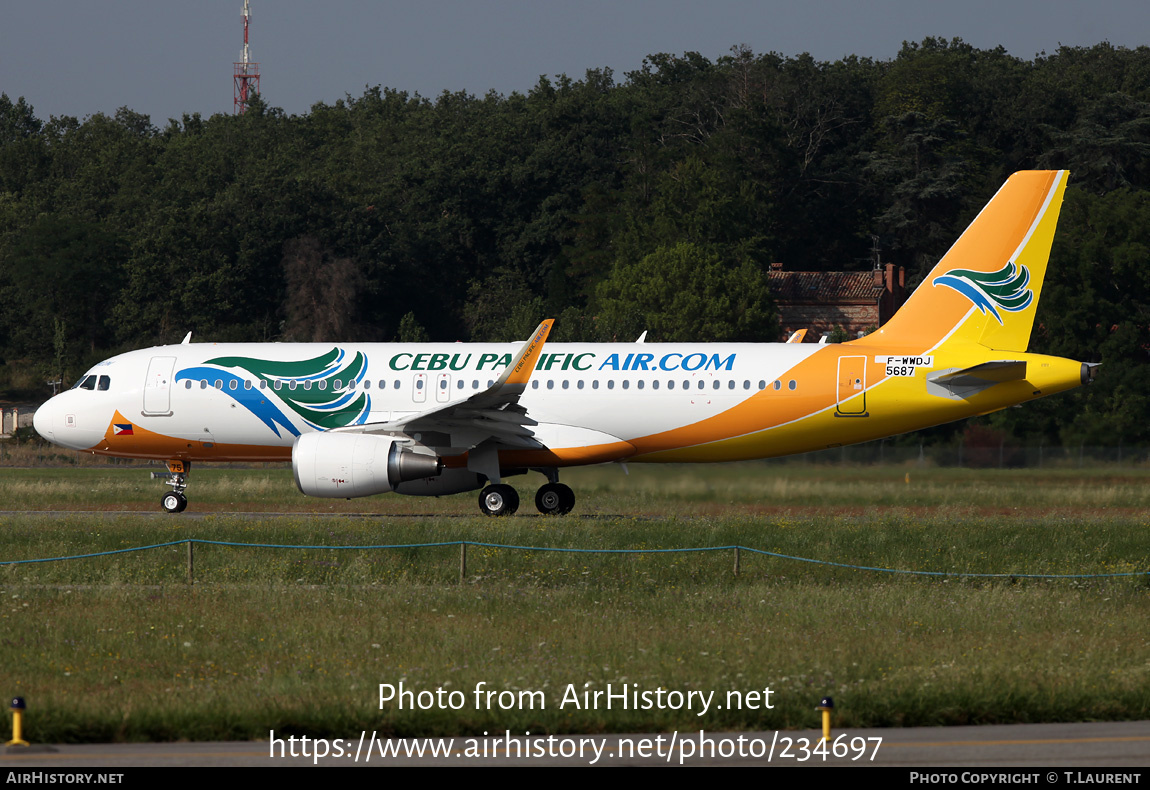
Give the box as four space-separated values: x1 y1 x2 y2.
536 483 575 515
161 491 188 514
479 484 519 517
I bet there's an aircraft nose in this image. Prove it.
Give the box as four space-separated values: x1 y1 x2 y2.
32 401 54 441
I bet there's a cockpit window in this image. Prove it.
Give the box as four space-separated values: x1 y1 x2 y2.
97 376 111 391
78 375 97 390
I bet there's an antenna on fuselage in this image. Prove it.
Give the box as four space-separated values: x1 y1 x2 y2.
181 332 193 344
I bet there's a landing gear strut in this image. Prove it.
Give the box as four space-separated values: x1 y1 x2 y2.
154 460 190 513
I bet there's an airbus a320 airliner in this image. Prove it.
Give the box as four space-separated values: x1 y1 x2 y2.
33 170 1094 515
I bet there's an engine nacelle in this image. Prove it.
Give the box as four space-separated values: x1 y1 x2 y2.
394 468 486 497
292 432 442 498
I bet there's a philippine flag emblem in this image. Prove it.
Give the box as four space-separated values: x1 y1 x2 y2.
113 423 134 436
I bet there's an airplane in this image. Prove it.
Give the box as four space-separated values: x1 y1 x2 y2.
32 170 1095 516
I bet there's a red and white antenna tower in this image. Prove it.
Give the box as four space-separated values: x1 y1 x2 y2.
233 0 261 114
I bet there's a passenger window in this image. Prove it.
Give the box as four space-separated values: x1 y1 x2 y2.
347 380 355 390
274 380 282 390
562 380 569 389
303 381 312 391
758 380 766 390
288 381 297 391
334 379 343 389
652 380 660 390
668 380 675 390
98 376 111 391
259 380 267 389
229 380 237 390
773 380 781 391
546 380 554 390
532 380 539 389
622 380 630 390
244 380 252 390
789 380 797 390
472 380 479 389
592 380 599 390
712 380 719 390
317 380 326 391
743 380 750 390
416 380 423 390
636 380 643 390
215 380 223 389
577 380 584 390
728 380 735 390
200 380 208 389
607 380 615 390
185 381 192 390
457 380 464 389
698 381 704 390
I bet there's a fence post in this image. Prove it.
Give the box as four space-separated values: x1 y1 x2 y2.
733 547 740 577
186 540 194 586
459 542 467 583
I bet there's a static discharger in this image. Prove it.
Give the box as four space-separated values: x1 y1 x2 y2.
816 696 834 742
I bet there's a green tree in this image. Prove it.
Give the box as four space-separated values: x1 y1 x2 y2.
594 241 777 342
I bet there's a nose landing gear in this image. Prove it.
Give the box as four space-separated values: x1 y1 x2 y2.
153 459 190 513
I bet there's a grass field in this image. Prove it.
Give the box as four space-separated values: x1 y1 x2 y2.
0 462 1147 742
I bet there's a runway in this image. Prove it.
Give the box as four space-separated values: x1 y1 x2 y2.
3 721 1148 767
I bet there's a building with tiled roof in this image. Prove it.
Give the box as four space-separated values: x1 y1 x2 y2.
767 263 906 341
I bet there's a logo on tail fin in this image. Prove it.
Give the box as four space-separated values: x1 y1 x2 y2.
931 262 1033 325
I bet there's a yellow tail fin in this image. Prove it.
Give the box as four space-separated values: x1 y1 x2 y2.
858 170 1069 353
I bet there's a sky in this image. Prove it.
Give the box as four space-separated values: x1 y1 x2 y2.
2 0 1148 124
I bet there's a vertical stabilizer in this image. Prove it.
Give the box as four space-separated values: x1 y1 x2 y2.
857 170 1068 353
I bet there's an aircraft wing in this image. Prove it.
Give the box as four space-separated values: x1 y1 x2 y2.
332 320 554 456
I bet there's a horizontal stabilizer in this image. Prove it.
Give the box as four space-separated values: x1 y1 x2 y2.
927 360 1026 400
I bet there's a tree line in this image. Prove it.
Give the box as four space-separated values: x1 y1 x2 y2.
1 38 1148 444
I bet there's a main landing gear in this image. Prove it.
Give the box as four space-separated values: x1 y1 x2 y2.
478 469 575 517
478 484 519 517
154 460 190 513
534 482 575 515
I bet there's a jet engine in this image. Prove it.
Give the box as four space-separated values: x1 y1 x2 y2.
292 432 442 498
394 468 487 496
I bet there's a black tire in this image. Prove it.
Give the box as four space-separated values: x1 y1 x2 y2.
161 491 187 514
479 484 519 516
535 482 575 515
558 483 575 515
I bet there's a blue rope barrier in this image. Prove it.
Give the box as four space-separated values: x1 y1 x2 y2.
1 538 1146 579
